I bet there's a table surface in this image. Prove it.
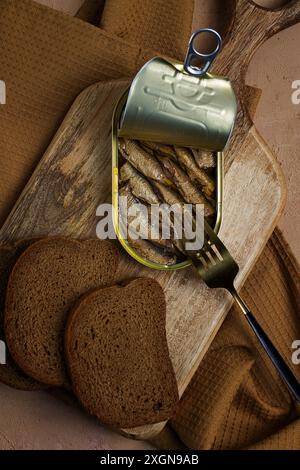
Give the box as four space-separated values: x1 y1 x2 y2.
0 0 298 450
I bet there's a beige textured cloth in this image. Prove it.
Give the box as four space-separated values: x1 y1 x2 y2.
0 0 299 450
100 0 233 59
100 0 195 59
0 0 144 226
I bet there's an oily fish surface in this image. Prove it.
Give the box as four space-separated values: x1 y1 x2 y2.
118 139 216 265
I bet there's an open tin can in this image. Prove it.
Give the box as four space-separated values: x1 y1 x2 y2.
112 29 237 271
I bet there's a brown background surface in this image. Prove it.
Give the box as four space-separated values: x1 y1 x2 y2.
0 0 298 450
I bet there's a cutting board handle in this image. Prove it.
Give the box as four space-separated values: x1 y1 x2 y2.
212 0 300 152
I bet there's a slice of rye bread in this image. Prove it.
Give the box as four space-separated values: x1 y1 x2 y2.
5 238 120 388
0 240 46 391
65 278 179 428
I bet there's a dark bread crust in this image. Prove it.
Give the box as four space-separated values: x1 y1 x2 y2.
65 278 179 428
0 240 46 390
5 238 119 388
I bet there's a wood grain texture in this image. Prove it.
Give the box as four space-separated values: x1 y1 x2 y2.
0 79 286 439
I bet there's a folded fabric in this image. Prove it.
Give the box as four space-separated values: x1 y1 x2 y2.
100 0 233 60
100 0 194 59
153 229 300 449
0 0 154 226
77 0 105 24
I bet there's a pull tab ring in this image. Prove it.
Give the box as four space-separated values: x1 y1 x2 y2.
184 28 222 77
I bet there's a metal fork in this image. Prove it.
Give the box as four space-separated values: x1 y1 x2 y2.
189 220 300 403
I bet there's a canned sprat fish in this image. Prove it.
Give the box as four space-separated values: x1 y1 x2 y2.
112 29 237 270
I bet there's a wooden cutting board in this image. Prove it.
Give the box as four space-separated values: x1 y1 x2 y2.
0 79 285 439
0 0 298 440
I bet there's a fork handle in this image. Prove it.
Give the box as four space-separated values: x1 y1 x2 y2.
232 290 300 403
